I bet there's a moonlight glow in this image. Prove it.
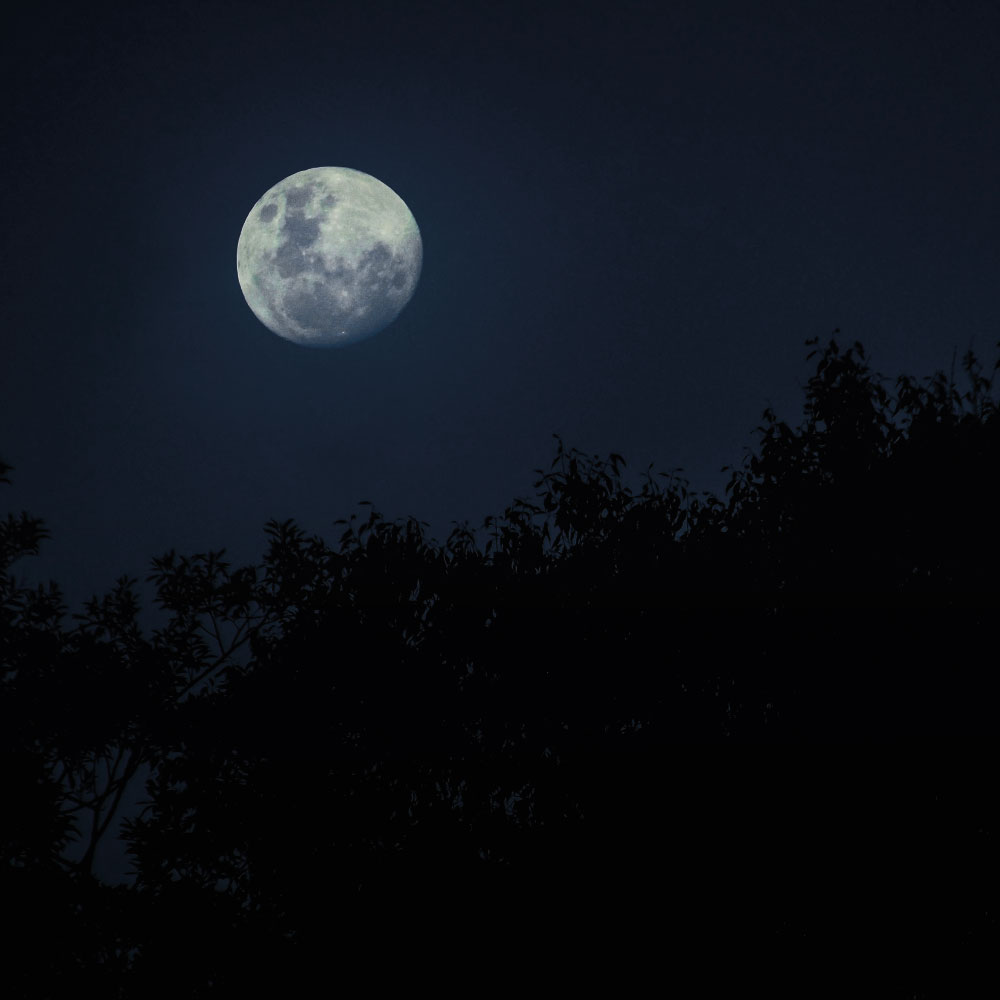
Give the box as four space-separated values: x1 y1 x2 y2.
236 166 422 347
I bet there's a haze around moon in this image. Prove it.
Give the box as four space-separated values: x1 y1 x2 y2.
236 167 422 347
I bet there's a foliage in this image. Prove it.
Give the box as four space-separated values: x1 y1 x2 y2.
1 338 998 991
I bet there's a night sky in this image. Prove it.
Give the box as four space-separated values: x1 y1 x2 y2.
3 0 1000 615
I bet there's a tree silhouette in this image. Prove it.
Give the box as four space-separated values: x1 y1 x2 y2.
2 338 997 992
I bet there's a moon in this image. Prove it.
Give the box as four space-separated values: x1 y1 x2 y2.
237 167 422 347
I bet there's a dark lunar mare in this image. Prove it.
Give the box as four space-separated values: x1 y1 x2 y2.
273 196 323 280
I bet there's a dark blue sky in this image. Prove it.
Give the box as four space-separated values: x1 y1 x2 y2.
3 0 999 612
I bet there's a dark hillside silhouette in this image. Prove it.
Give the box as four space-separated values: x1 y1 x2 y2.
2 339 997 992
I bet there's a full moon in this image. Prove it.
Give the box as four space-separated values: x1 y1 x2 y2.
236 166 422 347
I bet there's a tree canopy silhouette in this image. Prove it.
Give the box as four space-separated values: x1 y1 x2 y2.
2 338 997 993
